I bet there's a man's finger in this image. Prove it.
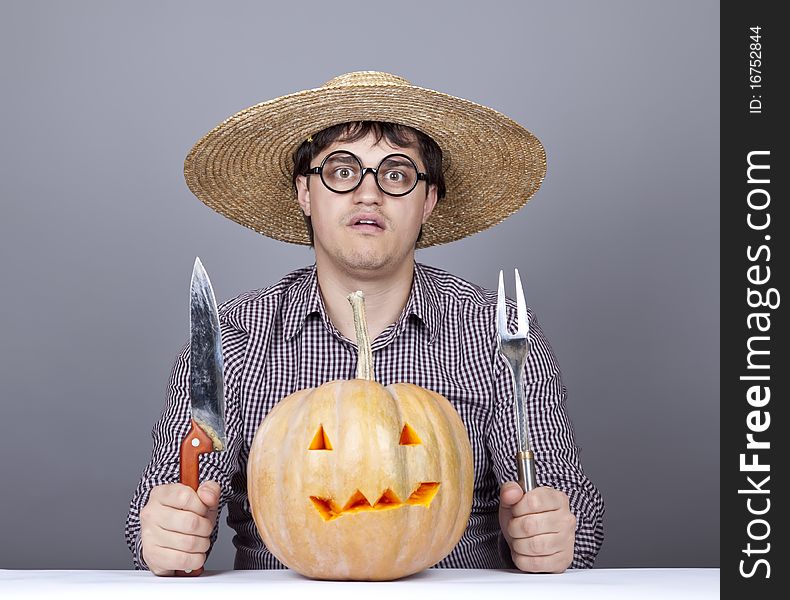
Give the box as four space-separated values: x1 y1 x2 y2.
512 550 572 575
506 511 558 540
144 545 207 573
154 483 212 517
152 527 212 555
158 508 216 537
499 481 524 509
510 487 567 518
197 480 221 508
510 532 565 558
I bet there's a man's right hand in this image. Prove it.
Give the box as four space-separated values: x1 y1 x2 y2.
139 480 221 576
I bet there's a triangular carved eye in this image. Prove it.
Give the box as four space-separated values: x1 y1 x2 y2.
399 423 422 445
309 424 333 450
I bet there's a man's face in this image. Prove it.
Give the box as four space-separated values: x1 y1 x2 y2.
295 132 438 277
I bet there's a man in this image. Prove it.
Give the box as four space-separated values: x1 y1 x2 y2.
125 71 604 576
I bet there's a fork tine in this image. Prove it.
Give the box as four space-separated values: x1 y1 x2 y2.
496 269 508 335
514 268 528 335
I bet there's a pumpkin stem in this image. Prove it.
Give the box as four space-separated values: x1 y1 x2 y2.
346 290 373 380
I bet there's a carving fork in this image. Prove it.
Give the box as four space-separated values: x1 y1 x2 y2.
496 269 537 492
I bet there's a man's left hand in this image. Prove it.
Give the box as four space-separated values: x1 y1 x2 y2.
499 482 576 573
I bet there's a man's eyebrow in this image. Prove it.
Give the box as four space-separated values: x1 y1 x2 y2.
382 155 417 167
325 153 358 164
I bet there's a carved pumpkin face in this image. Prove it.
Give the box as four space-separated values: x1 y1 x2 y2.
306 420 440 521
247 379 474 581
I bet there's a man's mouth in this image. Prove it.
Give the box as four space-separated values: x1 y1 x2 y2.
348 214 385 231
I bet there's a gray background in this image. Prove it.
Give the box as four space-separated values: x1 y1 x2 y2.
0 0 719 569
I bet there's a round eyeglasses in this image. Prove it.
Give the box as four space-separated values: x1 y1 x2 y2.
306 150 427 197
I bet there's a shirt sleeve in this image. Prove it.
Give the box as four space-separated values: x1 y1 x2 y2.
124 324 245 571
487 306 605 569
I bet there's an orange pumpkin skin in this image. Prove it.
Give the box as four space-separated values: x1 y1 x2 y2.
247 379 474 581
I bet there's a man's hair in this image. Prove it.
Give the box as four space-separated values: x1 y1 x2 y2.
291 121 446 245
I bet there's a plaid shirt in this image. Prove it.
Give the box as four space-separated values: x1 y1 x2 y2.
125 262 604 570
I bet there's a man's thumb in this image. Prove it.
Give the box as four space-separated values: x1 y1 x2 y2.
198 480 221 507
499 481 524 509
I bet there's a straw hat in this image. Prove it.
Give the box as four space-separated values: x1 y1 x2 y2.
183 71 546 248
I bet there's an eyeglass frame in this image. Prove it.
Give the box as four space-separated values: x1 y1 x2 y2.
305 150 428 197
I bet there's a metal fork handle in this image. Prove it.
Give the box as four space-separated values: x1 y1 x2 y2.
517 450 537 492
503 352 535 492
503 351 531 461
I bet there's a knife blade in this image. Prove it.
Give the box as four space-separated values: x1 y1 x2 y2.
177 256 227 577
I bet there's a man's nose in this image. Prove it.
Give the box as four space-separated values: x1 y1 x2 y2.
353 170 383 204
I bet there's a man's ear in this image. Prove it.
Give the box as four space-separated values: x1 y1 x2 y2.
421 184 438 223
295 175 311 216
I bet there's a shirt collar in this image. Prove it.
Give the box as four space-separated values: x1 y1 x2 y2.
282 264 322 341
403 262 442 344
282 261 444 344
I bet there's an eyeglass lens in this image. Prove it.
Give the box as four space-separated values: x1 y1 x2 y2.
321 152 419 195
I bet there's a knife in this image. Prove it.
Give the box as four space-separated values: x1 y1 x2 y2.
176 256 227 577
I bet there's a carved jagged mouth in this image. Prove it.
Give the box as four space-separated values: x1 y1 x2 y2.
310 483 440 521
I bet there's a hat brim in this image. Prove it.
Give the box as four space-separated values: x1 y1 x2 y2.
183 81 546 248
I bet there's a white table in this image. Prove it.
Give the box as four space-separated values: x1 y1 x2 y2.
0 568 719 599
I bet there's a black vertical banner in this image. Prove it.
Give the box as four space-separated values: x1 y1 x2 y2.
721 2 786 597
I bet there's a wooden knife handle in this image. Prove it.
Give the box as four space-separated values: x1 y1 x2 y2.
175 419 213 577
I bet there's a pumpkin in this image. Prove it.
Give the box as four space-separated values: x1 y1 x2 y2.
247 291 474 581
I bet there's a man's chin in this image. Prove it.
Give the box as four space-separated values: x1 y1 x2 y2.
341 253 391 272
316 237 415 274
339 243 410 273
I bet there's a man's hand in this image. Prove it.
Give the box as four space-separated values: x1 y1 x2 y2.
499 482 576 573
139 480 220 576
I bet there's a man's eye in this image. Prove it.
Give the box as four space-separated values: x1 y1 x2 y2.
385 171 405 181
334 167 356 179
